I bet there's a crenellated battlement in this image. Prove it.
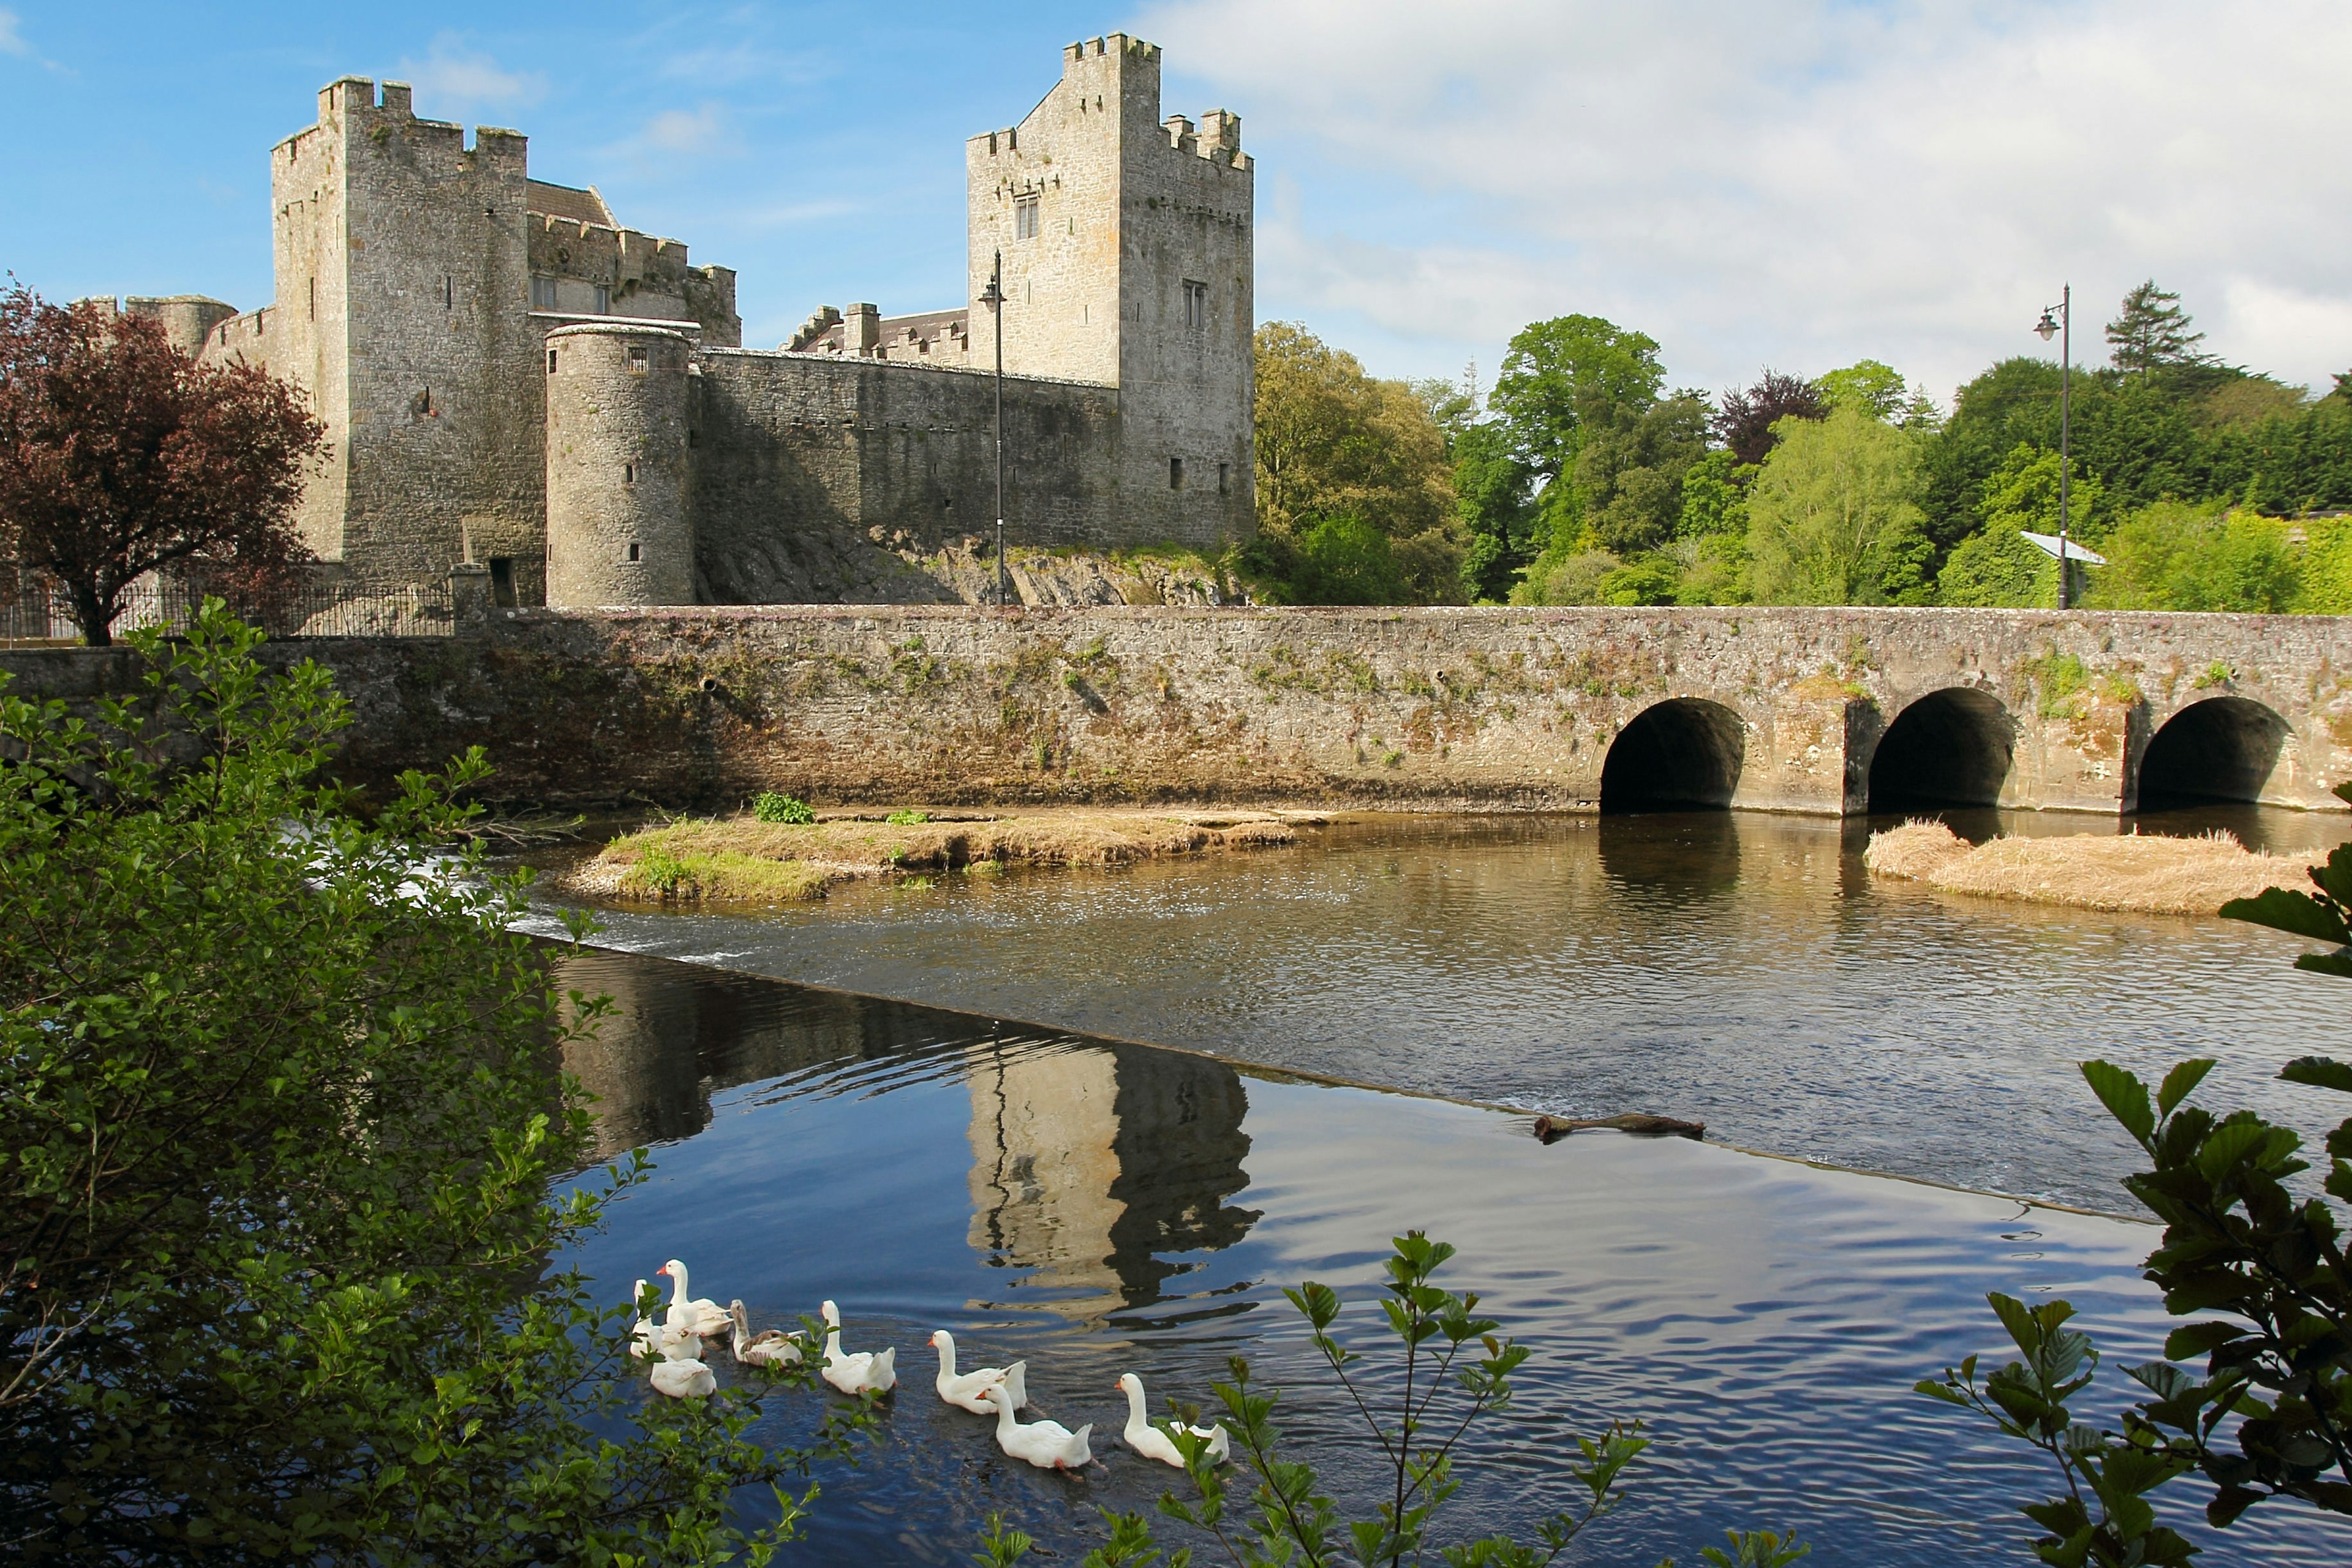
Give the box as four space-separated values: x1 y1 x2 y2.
1063 33 1159 69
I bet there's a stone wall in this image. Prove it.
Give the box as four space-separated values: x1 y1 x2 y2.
11 606 2349 816
690 352 1125 601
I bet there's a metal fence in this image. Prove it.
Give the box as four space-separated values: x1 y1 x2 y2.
1 570 456 645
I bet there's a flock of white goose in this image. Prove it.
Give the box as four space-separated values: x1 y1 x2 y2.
632 1259 1230 1472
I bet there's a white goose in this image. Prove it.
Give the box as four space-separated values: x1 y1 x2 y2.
930 1330 1027 1414
729 1300 803 1368
819 1300 897 1395
657 1259 730 1338
1117 1372 1230 1467
631 1279 699 1361
982 1381 1091 1469
648 1344 717 1399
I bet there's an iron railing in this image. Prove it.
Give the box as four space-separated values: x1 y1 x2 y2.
1 570 456 645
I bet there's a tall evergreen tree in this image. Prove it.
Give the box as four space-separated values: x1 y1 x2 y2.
2105 279 2209 382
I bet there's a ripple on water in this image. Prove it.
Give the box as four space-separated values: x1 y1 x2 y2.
555 949 2347 1568
532 808 2349 1208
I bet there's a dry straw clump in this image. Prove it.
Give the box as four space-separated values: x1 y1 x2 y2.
563 807 1306 905
1864 818 2312 916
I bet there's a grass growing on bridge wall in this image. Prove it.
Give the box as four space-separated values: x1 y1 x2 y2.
1865 819 2309 916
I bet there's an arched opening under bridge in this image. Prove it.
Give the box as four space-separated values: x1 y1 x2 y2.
1867 688 2015 811
1599 698 1746 813
2136 697 2290 808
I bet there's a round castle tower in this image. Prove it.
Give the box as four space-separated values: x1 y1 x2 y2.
543 323 696 606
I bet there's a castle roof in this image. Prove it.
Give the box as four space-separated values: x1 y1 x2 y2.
527 181 617 228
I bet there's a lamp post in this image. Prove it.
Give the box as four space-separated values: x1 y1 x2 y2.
979 249 1010 608
2034 285 2073 609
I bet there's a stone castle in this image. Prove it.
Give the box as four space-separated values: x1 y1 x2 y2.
131 34 1253 608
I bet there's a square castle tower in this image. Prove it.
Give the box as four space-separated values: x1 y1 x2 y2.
194 34 1251 606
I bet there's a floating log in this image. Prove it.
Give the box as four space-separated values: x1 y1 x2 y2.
1531 1112 1705 1144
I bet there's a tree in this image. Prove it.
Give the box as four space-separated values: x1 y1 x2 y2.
1713 369 1825 467
1250 322 1462 604
1816 360 1908 422
1744 406 1928 604
0 286 322 646
1 606 862 1559
1488 315 1666 484
1572 394 1711 556
2084 500 2300 612
1921 805 2352 1562
1453 422 1539 603
2106 280 2210 383
1937 445 2106 608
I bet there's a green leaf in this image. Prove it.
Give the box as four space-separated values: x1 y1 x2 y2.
2081 1061 2155 1145
2155 1059 2217 1118
2219 886 2350 944
2279 1055 2352 1095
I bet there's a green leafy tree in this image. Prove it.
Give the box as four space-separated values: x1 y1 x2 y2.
1744 407 1928 604
1816 360 1909 422
1250 323 1463 604
1488 315 1667 488
0 606 864 1561
2082 501 2300 612
1923 798 2352 1562
1937 445 2105 608
2106 281 2210 383
1509 548 1623 607
1574 394 1711 557
1453 422 1539 603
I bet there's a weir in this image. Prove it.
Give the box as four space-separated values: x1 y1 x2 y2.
9 603 2351 816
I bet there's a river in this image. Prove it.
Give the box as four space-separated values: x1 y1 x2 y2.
533 804 2349 1210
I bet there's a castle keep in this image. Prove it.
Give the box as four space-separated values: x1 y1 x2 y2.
173 34 1253 607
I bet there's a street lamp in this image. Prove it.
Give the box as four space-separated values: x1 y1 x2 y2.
979 249 1011 608
2034 285 2073 609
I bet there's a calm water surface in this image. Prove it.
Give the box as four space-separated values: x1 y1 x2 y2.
533 805 2350 1210
554 949 2346 1568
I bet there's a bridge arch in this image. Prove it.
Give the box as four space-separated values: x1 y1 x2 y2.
1599 698 1746 812
2136 696 2290 807
1867 687 2016 811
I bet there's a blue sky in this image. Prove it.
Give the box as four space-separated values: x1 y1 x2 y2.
8 2 2351 408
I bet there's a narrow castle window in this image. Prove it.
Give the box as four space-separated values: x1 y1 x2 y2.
531 275 557 311
1014 193 1039 241
307 276 315 319
622 462 636 484
443 275 453 309
488 558 516 608
627 345 649 374
594 284 612 315
1183 280 1208 329
1169 458 1184 490
627 542 641 563
1219 462 1229 494
548 349 558 374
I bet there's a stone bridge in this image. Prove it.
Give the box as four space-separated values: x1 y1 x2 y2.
7 604 2351 815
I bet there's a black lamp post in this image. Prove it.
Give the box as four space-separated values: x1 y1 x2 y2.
979 249 1010 608
2034 285 2073 609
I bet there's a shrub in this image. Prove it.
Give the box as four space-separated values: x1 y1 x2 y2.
886 808 930 826
0 605 859 1559
1921 785 2352 1561
753 790 815 824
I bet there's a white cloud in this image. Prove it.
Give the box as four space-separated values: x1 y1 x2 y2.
644 105 730 155
0 9 28 57
1139 0 2352 399
394 32 546 121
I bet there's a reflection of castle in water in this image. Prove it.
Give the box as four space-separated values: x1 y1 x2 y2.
966 1041 1256 1318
